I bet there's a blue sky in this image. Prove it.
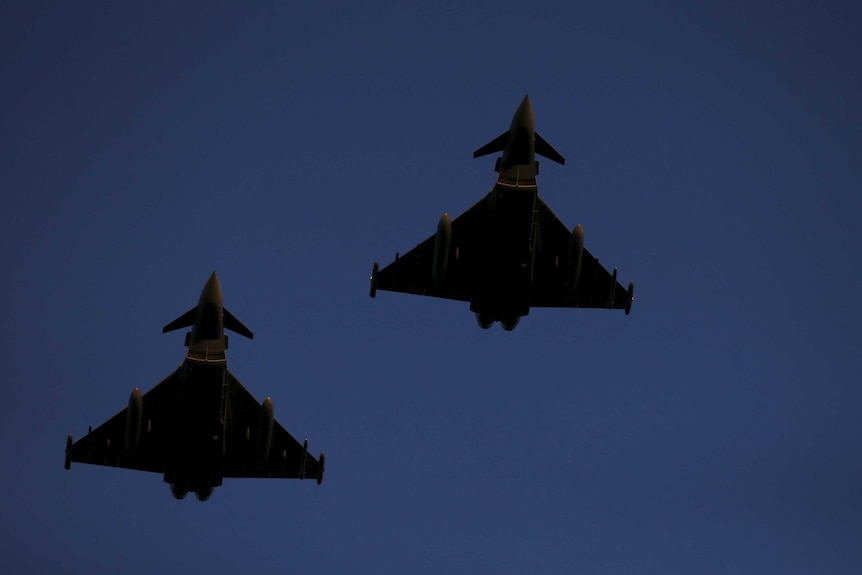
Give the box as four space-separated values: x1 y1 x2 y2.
1 2 860 573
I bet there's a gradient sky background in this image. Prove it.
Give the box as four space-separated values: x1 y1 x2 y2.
2 2 860 573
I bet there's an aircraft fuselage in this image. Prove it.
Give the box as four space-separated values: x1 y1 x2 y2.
163 357 228 501
469 96 546 330
469 174 539 330
160 273 237 500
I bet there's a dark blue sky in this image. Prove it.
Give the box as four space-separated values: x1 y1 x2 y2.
2 2 860 573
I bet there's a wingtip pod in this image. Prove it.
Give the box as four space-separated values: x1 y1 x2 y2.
625 282 635 315
370 261 379 298
317 452 326 485
64 435 73 470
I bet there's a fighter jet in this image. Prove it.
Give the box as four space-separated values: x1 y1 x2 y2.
65 272 325 501
370 95 634 330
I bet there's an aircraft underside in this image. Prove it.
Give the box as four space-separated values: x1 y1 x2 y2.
474 310 522 331
370 95 635 329
65 272 326 501
167 474 220 501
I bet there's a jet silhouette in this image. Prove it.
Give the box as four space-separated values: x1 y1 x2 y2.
65 272 325 500
371 95 634 330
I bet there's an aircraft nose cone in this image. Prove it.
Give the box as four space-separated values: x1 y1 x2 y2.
199 271 223 307
513 94 535 130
